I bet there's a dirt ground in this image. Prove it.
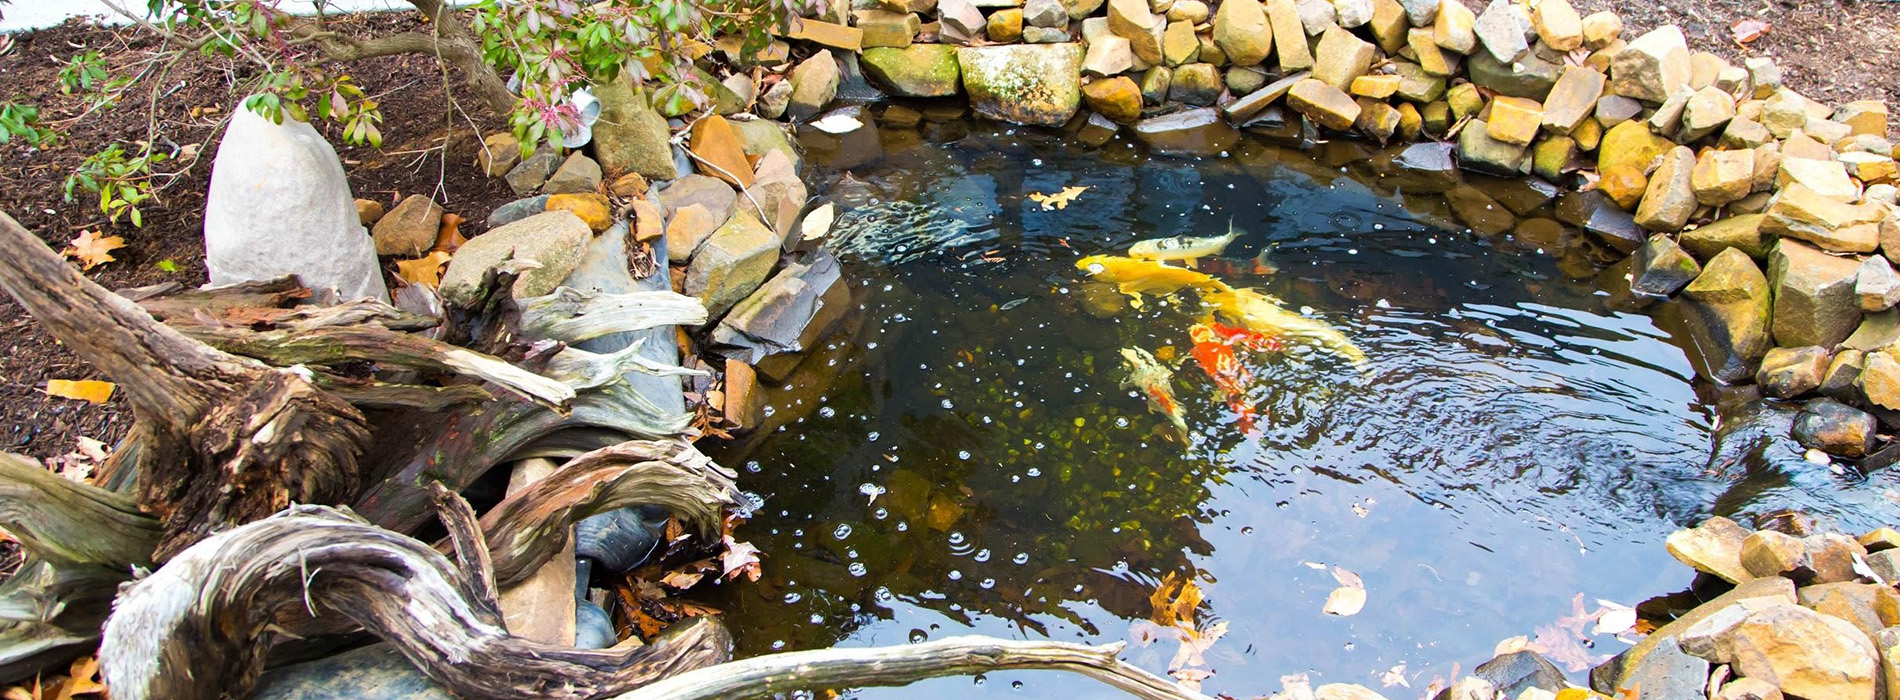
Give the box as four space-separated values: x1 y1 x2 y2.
0 0 1896 461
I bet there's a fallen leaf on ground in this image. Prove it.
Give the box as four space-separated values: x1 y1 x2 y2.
54 656 105 700
62 230 124 270
1730 19 1771 44
396 251 453 288
801 202 836 241
1323 565 1366 616
721 535 762 581
44 380 114 404
1028 186 1089 210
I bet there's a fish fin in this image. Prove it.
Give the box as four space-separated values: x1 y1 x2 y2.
1184 257 1198 270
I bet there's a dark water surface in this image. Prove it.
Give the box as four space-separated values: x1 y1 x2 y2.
699 118 1900 698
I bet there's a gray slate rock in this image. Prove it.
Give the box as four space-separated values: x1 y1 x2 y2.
203 105 387 302
1631 233 1701 297
1471 650 1566 699
439 211 592 307
712 250 851 377
543 152 603 194
487 195 551 229
1618 636 1708 700
1473 0 1529 63
505 145 564 196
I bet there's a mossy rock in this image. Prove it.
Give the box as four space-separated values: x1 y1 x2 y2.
861 45 963 98
956 43 1084 127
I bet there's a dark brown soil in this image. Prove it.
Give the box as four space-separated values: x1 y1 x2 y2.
0 0 1897 461
0 13 518 460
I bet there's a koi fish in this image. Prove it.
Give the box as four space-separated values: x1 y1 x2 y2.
1200 244 1279 278
1076 254 1235 300
1189 323 1264 434
1128 220 1241 268
1203 288 1366 366
1120 347 1189 438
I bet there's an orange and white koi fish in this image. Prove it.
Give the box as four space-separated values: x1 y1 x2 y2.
1189 323 1269 433
1202 288 1366 366
1120 347 1189 439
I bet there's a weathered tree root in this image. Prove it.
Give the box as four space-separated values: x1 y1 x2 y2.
99 505 732 700
0 453 160 682
614 635 1218 700
0 211 372 560
477 440 741 588
519 287 709 344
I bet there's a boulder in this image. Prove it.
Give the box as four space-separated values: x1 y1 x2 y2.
711 250 850 373
1580 10 1620 49
1820 349 1867 400
1296 0 1336 35
1666 516 1754 584
1287 78 1362 131
1778 158 1861 202
1680 602 1878 700
937 0 986 41
1804 533 1869 585
756 80 794 119
1596 94 1644 127
1222 70 1307 122
592 73 678 181
1765 183 1886 254
1860 255 1900 312
1472 0 1528 63
1634 146 1696 232
1591 577 1795 695
1472 651 1565 698
1366 0 1407 53
1314 684 1389 700
1408 28 1460 76
1108 0 1166 64
957 43 1084 126
1082 76 1144 124
1690 148 1755 206
504 144 563 196
1796 581 1900 640
1212 0 1271 66
1132 107 1240 155
1631 233 1701 297
1169 63 1223 105
1333 0 1372 27
1023 25 1070 42
1740 530 1813 580
1457 119 1529 176
1541 66 1605 134
1161 21 1199 66
1400 0 1436 26
1533 0 1582 51
1432 0 1477 55
546 193 612 233
1024 0 1066 26
476 132 520 177
1264 0 1313 71
1769 238 1863 348
1140 66 1173 105
1485 96 1543 146
1680 213 1768 261
1391 62 1447 102
1466 48 1559 100
861 45 962 97
371 194 443 257
203 106 387 302
1757 346 1829 398
438 211 590 306
1083 35 1135 76
1312 26 1377 90
787 53 842 121
1618 637 1708 700
1610 25 1690 104
487 195 551 229
544 151 603 195
685 211 782 319
356 198 385 226
1680 86 1737 142
1863 349 1900 410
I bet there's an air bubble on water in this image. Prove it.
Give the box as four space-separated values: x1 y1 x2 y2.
1115 416 1129 428
980 578 996 589
1011 475 1020 482
773 640 788 651
1373 223 1384 230
833 524 853 540
1013 681 1025 690
783 592 802 603
1013 552 1030 564
873 507 889 520
1300 305 1315 315
875 586 895 602
974 548 991 562
983 416 993 424
1026 467 1040 477
1241 526 1255 534
745 461 762 474
958 450 972 460
1377 299 1391 309
949 570 963 580
948 531 967 545
810 613 825 624
897 521 909 532
910 629 929 643
882 284 894 292
942 399 955 409
859 482 885 500
818 407 836 419
762 405 776 417
1348 248 1359 255
868 431 880 442
846 548 859 560
849 562 868 577
974 675 986 686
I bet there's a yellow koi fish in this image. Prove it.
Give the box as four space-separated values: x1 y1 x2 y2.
1127 221 1241 267
1120 347 1190 438
1203 288 1366 366
1076 254 1235 300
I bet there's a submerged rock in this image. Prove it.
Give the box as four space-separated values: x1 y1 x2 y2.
1132 107 1240 155
1792 398 1877 457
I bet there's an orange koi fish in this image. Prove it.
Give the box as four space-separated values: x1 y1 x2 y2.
1120 347 1189 439
1189 323 1264 433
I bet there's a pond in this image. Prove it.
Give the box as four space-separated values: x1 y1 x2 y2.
700 113 1900 698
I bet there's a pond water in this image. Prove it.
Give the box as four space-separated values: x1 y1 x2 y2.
700 114 1900 699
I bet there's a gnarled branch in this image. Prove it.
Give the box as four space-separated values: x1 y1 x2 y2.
519 288 709 345
99 506 731 700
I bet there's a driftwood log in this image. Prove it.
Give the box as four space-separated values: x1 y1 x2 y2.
0 212 370 561
98 505 732 700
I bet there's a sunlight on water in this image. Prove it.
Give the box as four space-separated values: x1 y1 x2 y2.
700 120 1900 698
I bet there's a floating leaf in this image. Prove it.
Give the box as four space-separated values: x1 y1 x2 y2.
1379 664 1410 688
660 570 705 589
807 113 863 134
62 230 124 270
1593 599 1637 635
1169 667 1212 692
721 535 762 581
1730 19 1770 44
801 202 836 241
1148 572 1203 628
1168 619 1227 670
1028 185 1089 210
1323 565 1366 616
396 251 453 289
45 379 114 404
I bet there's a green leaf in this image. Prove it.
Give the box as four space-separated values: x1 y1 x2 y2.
156 259 178 272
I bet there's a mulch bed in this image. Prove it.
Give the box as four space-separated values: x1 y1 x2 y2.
0 13 518 460
0 0 1896 460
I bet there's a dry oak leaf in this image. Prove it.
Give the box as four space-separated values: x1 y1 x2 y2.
1730 19 1771 45
721 535 763 581
44 379 115 404
396 251 453 289
1148 571 1203 628
63 230 124 270
1028 186 1089 210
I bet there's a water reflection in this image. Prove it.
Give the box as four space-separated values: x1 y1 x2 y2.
699 119 1900 698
